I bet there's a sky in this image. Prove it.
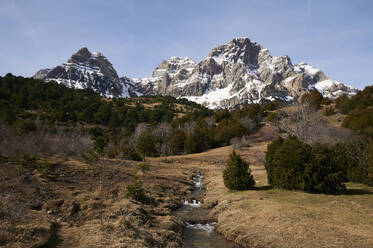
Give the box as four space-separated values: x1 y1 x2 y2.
0 0 372 89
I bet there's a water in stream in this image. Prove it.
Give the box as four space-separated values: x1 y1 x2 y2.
175 174 237 248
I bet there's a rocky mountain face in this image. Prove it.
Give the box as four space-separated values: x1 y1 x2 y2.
34 38 357 109
34 47 129 98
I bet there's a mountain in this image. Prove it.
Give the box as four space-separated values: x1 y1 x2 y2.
34 38 357 109
128 38 357 109
34 47 129 98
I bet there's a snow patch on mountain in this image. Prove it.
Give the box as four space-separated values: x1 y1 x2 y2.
35 38 358 109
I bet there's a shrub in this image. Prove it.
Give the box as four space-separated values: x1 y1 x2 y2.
223 150 255 190
126 176 145 202
265 136 311 190
331 142 367 183
215 119 245 146
138 162 149 171
303 144 345 193
342 107 373 137
93 136 107 153
121 146 142 161
37 160 56 176
335 94 353 114
265 136 345 193
81 149 100 165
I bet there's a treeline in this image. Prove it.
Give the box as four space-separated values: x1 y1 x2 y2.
0 74 212 132
0 74 279 159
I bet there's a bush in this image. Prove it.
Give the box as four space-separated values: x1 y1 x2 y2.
265 136 311 190
126 176 145 202
331 142 367 183
223 150 255 190
342 107 373 137
81 149 100 165
121 146 142 161
138 162 149 171
335 94 353 114
265 136 345 193
37 160 56 176
303 144 346 193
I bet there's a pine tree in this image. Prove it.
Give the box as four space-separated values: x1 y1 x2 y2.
136 132 155 161
223 150 255 190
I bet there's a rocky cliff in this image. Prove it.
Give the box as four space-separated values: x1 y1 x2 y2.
34 38 357 109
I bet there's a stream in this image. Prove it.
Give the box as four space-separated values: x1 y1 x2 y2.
174 173 237 248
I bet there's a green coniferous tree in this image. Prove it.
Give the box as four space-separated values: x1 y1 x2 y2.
223 150 255 190
136 132 155 161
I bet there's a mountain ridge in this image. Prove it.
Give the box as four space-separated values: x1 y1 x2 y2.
34 38 357 109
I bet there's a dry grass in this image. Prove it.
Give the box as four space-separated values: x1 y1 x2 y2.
195 141 373 248
2 120 373 247
0 155 202 247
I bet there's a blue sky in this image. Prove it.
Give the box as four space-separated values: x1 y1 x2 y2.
0 0 372 89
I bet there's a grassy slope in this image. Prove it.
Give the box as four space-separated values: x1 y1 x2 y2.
154 125 373 248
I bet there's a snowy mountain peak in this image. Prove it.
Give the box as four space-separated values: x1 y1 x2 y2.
34 38 357 109
34 47 127 98
152 56 196 78
127 38 357 109
207 37 262 68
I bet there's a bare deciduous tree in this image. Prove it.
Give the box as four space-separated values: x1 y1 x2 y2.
0 123 92 159
152 122 172 139
276 102 354 144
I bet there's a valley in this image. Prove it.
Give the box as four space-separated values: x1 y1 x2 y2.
1 123 373 247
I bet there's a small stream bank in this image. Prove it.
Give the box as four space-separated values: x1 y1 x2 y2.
174 173 237 248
